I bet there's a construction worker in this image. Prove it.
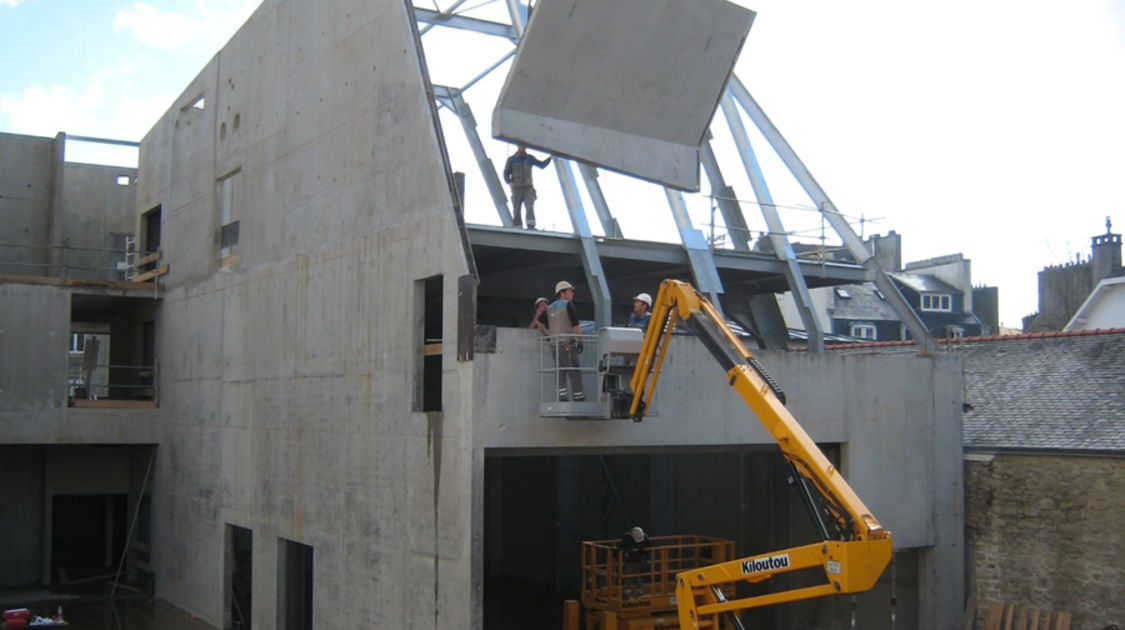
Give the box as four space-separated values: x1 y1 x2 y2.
538 280 585 401
529 297 549 336
619 526 652 600
503 143 551 229
627 292 652 331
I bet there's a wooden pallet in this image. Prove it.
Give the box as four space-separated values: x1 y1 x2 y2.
984 601 1071 630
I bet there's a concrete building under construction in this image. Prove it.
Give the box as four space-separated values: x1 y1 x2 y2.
1 1 965 628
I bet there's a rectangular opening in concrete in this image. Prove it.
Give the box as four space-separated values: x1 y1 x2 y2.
219 170 239 267
225 524 252 630
414 274 443 412
115 175 130 186
481 447 907 629
68 307 157 406
277 538 313 630
142 205 161 255
50 493 126 584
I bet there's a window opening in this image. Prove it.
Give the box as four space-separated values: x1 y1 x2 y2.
414 275 443 412
278 538 313 630
920 293 951 312
850 323 877 340
226 525 253 630
182 94 205 112
116 175 131 186
142 206 161 258
219 171 240 267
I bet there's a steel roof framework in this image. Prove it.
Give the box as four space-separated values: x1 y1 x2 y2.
412 0 935 353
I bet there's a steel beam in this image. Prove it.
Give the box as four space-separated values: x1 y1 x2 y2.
434 86 514 227
720 91 823 352
700 138 751 251
555 159 612 328
414 7 516 40
728 76 936 354
664 188 725 314
576 163 622 238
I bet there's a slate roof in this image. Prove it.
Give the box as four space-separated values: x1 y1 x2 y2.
958 330 1125 453
820 329 1125 454
830 283 900 321
888 272 960 295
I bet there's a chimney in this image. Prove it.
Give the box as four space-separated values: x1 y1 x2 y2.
1090 216 1122 284
866 230 902 271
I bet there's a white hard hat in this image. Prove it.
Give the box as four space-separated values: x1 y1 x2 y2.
534 297 548 306
633 293 652 307
629 526 646 543
555 280 574 294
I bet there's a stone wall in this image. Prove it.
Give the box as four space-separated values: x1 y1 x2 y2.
965 454 1125 629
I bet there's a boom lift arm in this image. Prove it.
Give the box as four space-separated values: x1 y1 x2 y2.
627 279 892 628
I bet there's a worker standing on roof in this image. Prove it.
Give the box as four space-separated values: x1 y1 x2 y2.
503 143 551 230
627 293 652 331
538 281 585 401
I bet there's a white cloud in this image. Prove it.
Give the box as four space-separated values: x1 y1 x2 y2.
0 0 20 7
0 85 98 137
113 1 258 52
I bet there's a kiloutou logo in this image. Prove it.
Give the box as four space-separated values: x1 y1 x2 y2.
740 553 790 574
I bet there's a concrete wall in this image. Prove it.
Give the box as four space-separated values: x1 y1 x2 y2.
0 446 45 586
0 283 70 410
0 133 136 278
475 328 964 630
136 0 473 628
965 454 1125 630
0 133 55 272
59 162 137 279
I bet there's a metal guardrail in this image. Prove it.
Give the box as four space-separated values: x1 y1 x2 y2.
538 333 598 405
0 242 133 282
579 535 735 619
68 363 158 404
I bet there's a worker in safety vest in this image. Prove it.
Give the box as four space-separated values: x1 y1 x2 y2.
627 293 652 331
503 144 551 229
536 280 585 401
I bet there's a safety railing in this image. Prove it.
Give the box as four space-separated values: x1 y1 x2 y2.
68 363 158 407
578 535 735 620
0 242 131 282
537 333 600 416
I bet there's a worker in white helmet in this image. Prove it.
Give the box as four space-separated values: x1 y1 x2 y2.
627 292 652 331
537 281 585 401
618 526 652 600
529 297 549 336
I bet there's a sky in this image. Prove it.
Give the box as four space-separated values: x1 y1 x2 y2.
2 0 1124 329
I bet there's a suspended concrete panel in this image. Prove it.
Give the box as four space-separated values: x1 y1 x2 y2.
492 0 754 191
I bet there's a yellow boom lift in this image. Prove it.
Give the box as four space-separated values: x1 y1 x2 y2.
622 279 892 629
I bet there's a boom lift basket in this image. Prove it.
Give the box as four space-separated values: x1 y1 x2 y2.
573 535 735 630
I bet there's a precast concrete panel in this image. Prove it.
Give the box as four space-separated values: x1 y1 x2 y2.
0 284 69 411
492 0 755 191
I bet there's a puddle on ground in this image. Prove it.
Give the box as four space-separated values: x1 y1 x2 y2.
1 590 216 630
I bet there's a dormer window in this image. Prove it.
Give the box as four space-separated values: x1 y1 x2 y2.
850 323 876 339
920 293 951 311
